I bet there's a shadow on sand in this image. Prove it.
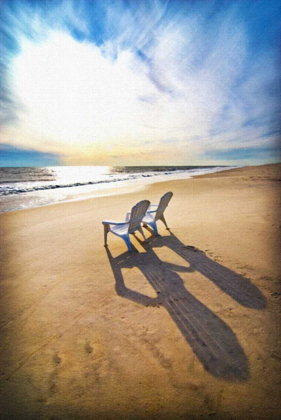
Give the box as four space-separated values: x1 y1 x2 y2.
105 231 266 382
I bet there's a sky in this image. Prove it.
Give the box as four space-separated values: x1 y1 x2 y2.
0 0 280 167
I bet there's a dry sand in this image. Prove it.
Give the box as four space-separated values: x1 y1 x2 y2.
0 164 280 419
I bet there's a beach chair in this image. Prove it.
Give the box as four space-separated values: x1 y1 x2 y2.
102 200 150 252
142 192 173 236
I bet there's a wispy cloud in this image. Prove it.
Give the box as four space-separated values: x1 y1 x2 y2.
0 0 280 166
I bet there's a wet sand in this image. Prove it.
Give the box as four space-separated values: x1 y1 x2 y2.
0 163 280 419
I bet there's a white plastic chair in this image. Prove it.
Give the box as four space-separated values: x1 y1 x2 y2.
102 200 150 252
142 192 173 236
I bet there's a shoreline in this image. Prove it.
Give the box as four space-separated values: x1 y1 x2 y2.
0 165 237 214
0 163 280 419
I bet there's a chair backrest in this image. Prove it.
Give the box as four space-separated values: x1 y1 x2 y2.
155 192 173 220
128 200 150 232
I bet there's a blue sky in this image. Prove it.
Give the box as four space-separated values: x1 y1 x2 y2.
0 0 280 167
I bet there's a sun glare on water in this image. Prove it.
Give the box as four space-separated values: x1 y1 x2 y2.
50 166 112 184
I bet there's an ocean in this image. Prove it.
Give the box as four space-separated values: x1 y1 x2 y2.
0 166 234 213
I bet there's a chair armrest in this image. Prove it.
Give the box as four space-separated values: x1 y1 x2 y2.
147 204 158 213
102 220 128 226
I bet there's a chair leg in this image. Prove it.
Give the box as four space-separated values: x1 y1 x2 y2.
150 221 159 236
104 224 110 246
123 235 132 252
137 226 147 242
160 215 169 229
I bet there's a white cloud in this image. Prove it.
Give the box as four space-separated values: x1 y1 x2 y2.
1 0 279 165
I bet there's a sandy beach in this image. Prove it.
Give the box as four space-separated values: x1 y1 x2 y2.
0 163 280 419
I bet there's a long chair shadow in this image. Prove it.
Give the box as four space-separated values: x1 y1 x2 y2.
105 236 251 382
144 231 266 310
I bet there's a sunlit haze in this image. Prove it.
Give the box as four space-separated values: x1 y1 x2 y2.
0 0 280 166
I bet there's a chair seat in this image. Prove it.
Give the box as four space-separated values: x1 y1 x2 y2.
142 213 154 224
110 224 129 236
